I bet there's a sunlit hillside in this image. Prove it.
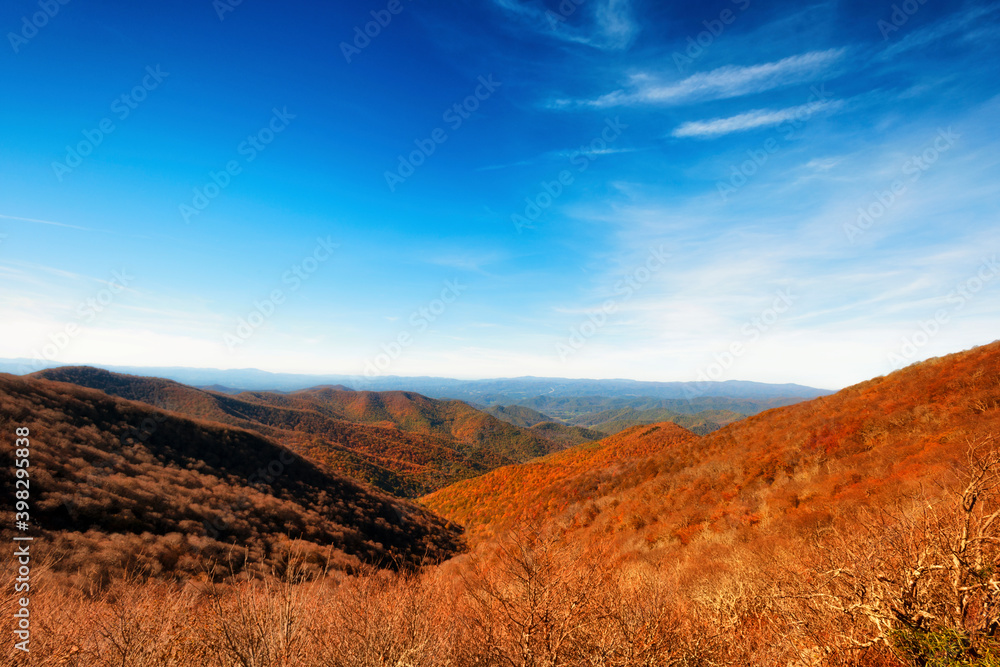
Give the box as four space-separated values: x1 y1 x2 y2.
424 341 1000 557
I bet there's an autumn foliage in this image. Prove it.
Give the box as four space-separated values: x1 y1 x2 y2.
0 374 461 587
30 367 563 497
4 340 1000 665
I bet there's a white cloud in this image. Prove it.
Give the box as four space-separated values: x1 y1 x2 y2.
672 99 845 138
570 49 845 108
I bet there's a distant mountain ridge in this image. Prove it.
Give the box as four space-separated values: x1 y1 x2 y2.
483 404 556 428
481 402 736 441
0 358 833 402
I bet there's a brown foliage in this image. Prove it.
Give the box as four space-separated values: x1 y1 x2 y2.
30 367 563 496
0 373 463 585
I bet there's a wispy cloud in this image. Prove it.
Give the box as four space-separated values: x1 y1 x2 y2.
879 2 1000 60
672 99 845 138
0 214 91 231
492 0 638 51
560 49 845 109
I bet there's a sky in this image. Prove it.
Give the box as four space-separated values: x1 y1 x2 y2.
0 0 998 390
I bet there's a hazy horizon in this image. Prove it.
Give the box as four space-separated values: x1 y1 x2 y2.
0 355 838 392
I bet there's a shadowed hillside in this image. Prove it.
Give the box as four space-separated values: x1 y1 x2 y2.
30 367 562 497
485 400 739 439
574 407 746 435
483 404 556 427
0 373 462 586
527 421 605 446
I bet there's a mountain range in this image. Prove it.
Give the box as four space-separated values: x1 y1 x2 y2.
28 366 560 498
0 357 832 402
3 341 999 663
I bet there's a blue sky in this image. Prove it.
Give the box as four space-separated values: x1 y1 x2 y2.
1 0 998 389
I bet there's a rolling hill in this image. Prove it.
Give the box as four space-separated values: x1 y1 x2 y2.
483 404 556 427
571 406 746 435
483 404 605 445
526 421 606 446
0 373 462 586
29 367 561 497
517 394 812 421
421 422 701 541
485 400 745 438
422 341 1000 552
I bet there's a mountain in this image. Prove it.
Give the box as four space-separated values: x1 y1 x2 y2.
526 421 605 447
483 404 604 446
0 373 462 585
29 367 560 497
516 394 810 421
421 422 701 541
485 395 793 437
483 404 556 427
422 341 1000 552
1 357 833 402
571 407 746 435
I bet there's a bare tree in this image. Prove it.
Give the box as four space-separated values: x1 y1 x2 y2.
811 436 1000 665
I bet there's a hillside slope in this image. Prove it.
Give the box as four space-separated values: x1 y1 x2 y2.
527 421 605 446
30 367 559 496
423 341 1000 552
485 403 608 445
483 404 556 427
575 407 746 435
0 374 462 584
422 422 700 540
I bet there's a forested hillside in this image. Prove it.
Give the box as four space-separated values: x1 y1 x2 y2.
0 373 462 588
30 367 562 496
